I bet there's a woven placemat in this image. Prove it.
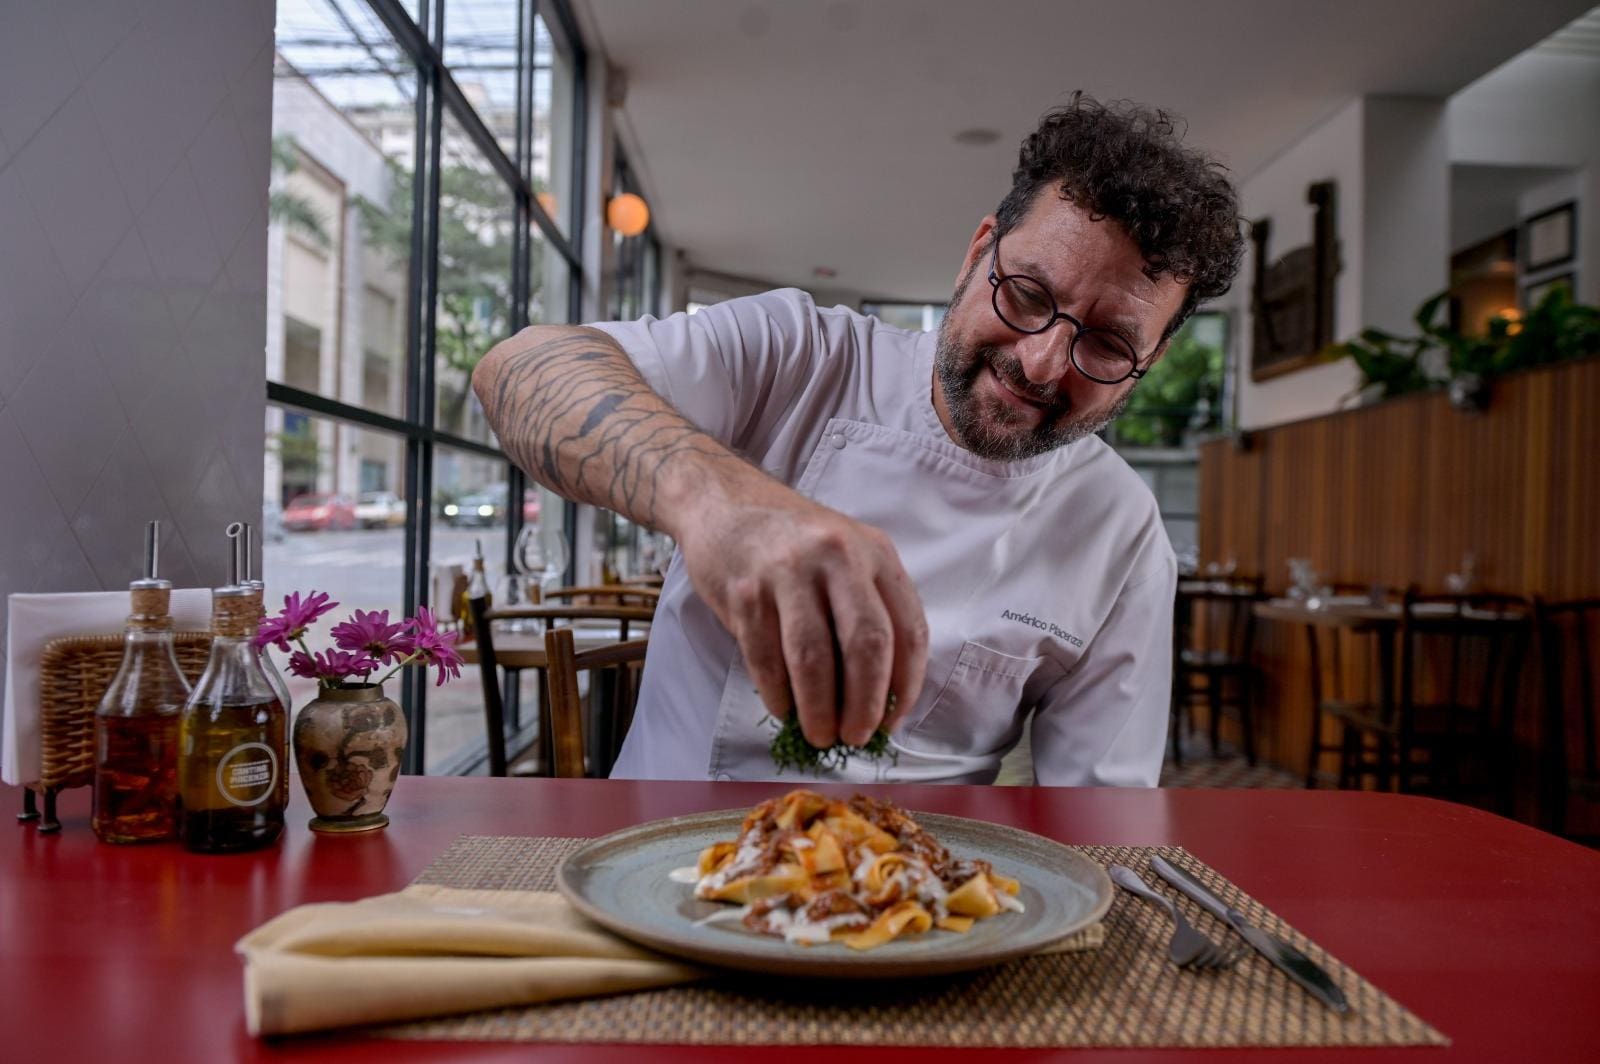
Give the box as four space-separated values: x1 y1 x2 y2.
382 834 1446 1048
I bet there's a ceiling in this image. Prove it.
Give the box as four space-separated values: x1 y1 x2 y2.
573 0 1595 303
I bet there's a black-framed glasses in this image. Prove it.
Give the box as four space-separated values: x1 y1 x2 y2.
987 236 1149 385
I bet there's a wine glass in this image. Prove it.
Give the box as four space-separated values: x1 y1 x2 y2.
533 529 569 596
1444 551 1477 594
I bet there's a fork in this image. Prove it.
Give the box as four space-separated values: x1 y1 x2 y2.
1108 864 1241 970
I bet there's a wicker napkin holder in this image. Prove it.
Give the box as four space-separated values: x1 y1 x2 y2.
17 631 212 833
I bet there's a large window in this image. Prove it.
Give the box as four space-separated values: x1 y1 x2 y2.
266 0 586 774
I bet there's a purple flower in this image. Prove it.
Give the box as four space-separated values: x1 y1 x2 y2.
287 648 378 684
286 650 319 679
256 590 339 652
329 609 409 664
399 606 464 687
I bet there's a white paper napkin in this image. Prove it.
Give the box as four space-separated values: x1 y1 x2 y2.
2 589 213 786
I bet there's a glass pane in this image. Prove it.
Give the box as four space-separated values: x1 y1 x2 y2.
862 303 948 331
261 410 407 715
529 222 572 324
272 1 416 420
522 483 570 583
531 12 575 237
427 447 511 772
434 110 515 445
442 0 519 162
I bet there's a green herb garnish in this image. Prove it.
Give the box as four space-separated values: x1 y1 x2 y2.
765 694 898 775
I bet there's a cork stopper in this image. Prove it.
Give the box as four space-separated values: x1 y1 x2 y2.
212 586 258 639
128 582 173 631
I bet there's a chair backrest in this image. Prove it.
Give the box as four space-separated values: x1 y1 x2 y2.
467 594 511 777
1303 583 1401 711
1533 596 1600 793
485 603 656 641
543 626 650 778
1176 575 1263 662
539 585 661 609
1395 589 1531 737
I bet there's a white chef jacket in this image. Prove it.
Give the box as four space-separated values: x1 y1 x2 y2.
590 289 1175 786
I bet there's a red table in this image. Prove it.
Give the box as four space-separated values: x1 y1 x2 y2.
4 778 1598 1063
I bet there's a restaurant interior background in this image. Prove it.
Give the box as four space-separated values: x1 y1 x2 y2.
1 1 1597 822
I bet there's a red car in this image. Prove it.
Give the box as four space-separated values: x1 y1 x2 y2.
282 492 358 532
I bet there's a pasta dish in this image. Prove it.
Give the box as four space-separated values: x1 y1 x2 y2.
674 789 1023 950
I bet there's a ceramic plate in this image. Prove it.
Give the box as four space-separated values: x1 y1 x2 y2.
555 806 1112 978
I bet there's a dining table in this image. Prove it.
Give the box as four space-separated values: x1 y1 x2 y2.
459 617 649 774
5 776 1598 1063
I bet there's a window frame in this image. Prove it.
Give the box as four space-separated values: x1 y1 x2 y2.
266 0 588 775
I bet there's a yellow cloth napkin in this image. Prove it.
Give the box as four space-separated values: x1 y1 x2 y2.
238 884 1106 1037
237 884 706 1036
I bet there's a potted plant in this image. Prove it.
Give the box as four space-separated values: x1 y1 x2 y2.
257 592 463 833
1332 287 1599 412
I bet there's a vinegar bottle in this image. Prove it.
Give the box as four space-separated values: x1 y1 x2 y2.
179 585 287 852
92 524 189 843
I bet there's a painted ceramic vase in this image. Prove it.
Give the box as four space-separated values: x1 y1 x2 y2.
292 683 406 833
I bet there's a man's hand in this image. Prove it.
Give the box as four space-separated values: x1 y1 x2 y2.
473 324 929 747
678 474 929 749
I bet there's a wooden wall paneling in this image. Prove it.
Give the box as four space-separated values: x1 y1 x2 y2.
1198 355 1600 799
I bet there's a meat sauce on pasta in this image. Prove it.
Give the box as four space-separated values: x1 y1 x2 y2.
679 789 1023 949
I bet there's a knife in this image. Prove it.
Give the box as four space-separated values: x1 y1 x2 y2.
1149 855 1350 1013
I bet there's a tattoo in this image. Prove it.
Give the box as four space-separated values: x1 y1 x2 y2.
479 332 745 529
578 394 625 436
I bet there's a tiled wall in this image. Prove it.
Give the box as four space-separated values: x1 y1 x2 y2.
0 1 274 695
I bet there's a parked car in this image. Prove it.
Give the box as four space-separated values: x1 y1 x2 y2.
443 486 506 528
355 491 406 529
441 485 542 528
283 492 357 532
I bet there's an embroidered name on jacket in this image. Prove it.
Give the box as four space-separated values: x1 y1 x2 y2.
1000 609 1085 648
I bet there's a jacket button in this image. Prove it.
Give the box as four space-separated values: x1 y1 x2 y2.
830 432 846 449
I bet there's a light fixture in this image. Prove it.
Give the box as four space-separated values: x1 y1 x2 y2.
606 192 650 236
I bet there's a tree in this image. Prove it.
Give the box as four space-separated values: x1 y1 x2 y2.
355 158 540 436
1111 325 1224 447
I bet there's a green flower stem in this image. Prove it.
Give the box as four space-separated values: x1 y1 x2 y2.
372 651 425 689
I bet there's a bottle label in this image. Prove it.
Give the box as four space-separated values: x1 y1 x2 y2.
214 742 279 807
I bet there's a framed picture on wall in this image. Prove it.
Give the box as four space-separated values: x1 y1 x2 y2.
1523 201 1576 272
1523 272 1573 312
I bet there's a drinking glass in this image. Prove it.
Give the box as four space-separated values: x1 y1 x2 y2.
535 531 570 596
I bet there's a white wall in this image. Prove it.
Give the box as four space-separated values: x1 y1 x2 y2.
1233 96 1455 430
1361 99 1451 340
0 0 274 706
1449 46 1600 305
1230 99 1365 430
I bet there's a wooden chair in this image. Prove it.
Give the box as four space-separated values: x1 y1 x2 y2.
1170 576 1263 766
543 626 650 778
467 599 655 777
539 585 661 609
1333 590 1530 809
1532 596 1600 838
1304 582 1396 789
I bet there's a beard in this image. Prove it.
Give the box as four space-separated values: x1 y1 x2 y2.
933 271 1132 461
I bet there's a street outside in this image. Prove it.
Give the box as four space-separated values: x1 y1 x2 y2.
263 524 532 773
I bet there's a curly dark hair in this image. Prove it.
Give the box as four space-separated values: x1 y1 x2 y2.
994 93 1245 342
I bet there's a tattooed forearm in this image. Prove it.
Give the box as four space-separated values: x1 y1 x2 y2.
472 327 749 535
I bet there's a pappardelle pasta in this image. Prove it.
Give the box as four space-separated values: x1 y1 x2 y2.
678 789 1023 950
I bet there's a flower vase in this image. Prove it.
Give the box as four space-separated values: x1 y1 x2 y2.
292 683 406 834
